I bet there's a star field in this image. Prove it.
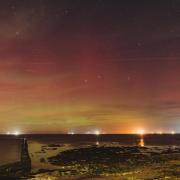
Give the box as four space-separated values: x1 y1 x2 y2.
0 0 180 133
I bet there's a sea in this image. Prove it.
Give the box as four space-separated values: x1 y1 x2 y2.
0 134 180 170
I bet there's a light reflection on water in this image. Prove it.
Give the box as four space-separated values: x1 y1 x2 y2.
139 136 145 147
0 138 21 165
96 141 100 145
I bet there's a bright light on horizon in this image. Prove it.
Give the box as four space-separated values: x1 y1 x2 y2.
136 129 145 135
13 131 20 136
94 130 100 136
5 131 21 135
68 131 75 135
3 129 178 135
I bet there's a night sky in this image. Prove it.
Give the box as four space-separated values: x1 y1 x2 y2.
1 0 180 134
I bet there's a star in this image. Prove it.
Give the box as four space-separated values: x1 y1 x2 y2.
137 42 142 47
10 5 16 10
63 9 69 16
15 31 20 36
127 76 131 81
97 75 102 79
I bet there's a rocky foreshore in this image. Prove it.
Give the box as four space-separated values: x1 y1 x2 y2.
1 143 180 179
0 161 22 179
29 145 180 179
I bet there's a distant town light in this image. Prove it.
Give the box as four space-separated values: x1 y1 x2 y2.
68 131 75 135
6 131 10 135
171 131 175 135
137 129 145 135
14 131 20 136
95 130 100 136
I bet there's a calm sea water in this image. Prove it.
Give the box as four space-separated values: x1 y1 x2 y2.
0 134 180 166
0 137 21 165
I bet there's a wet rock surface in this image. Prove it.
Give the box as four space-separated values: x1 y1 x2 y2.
44 146 180 179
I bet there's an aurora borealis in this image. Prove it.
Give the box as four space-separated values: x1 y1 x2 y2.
0 0 180 134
